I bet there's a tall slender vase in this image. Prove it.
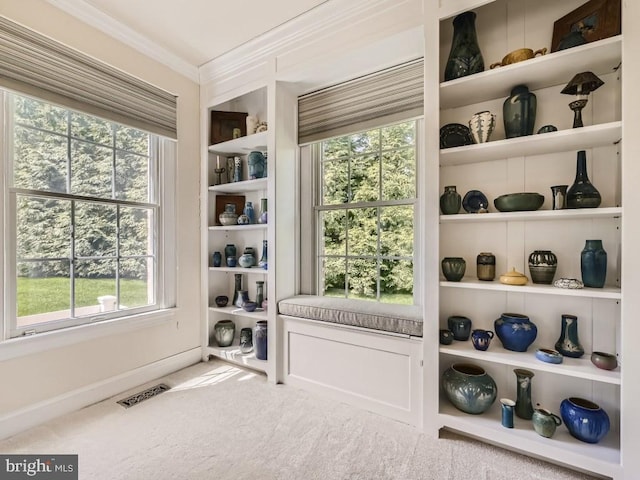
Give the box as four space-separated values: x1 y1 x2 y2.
503 85 537 138
581 240 607 288
567 151 601 208
258 240 268 268
444 11 484 81
232 273 242 307
555 314 584 358
514 368 535 420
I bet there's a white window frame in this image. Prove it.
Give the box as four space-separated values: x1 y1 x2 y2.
299 118 422 303
1 89 177 344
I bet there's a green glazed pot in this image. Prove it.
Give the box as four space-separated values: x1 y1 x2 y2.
442 363 497 414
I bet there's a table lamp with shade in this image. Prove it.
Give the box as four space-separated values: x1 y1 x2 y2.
561 71 604 128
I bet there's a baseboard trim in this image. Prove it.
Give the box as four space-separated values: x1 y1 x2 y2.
0 348 202 441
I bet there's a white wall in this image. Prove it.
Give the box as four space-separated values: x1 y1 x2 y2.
0 0 200 416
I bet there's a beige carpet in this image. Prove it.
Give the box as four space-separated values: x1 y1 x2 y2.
0 360 600 480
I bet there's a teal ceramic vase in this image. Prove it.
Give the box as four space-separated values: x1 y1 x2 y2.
503 85 536 138
581 239 607 287
213 319 235 347
442 363 497 414
444 11 484 81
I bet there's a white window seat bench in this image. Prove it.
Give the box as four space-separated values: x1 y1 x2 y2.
278 295 424 426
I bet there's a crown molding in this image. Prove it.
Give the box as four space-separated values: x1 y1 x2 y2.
46 0 199 83
198 0 419 85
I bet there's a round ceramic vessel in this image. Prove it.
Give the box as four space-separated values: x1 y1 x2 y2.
242 301 258 312
560 397 610 444
213 319 235 347
439 329 454 345
219 212 239 226
535 348 563 364
591 351 618 370
214 295 229 308
442 363 497 415
528 250 557 284
447 316 472 341
494 313 537 352
442 257 466 281
494 192 544 212
471 329 494 351
532 408 562 438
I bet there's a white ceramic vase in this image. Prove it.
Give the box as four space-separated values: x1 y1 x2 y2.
469 110 496 144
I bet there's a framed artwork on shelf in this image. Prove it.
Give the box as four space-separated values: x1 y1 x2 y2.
215 194 245 226
209 110 248 145
551 0 621 52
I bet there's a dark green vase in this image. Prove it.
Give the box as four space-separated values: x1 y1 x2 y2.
503 85 536 138
440 185 461 214
567 151 601 208
514 368 534 420
444 11 484 81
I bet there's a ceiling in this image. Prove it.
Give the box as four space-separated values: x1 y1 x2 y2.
49 0 330 76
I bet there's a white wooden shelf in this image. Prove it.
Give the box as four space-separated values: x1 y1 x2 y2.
209 177 268 193
439 207 622 223
440 122 621 166
208 131 268 154
208 306 268 321
208 224 267 232
440 36 622 110
205 342 267 373
440 342 620 384
209 266 268 275
439 0 496 20
439 401 621 478
440 277 621 300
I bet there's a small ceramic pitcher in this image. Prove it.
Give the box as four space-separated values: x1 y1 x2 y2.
471 329 494 351
532 407 562 438
469 111 496 144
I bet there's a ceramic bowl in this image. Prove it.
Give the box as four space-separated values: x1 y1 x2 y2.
219 212 239 226
241 301 258 312
214 295 229 307
536 348 563 364
494 193 544 212
590 351 618 370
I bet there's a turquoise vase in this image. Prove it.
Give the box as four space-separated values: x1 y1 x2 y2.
555 314 584 358
581 239 607 288
503 85 536 138
444 11 484 81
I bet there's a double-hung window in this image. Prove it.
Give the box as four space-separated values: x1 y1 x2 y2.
5 92 166 336
313 121 417 303
298 59 424 305
0 17 177 340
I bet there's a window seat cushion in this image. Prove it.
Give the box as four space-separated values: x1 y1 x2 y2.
278 295 423 337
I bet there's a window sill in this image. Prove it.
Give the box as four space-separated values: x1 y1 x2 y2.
0 309 176 362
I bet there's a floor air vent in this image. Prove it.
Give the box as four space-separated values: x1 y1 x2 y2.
117 383 170 408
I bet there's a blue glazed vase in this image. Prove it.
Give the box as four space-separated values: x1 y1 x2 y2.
555 314 584 358
560 397 610 444
254 320 268 360
243 201 255 224
247 151 266 179
444 11 484 81
471 329 493 351
581 239 607 288
442 363 497 414
494 313 537 352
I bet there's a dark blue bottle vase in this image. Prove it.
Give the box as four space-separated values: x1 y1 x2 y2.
581 239 607 288
254 320 268 360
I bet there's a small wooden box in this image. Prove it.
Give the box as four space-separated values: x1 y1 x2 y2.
209 110 248 145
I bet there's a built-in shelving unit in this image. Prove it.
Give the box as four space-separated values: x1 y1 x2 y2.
201 87 274 379
436 0 623 477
